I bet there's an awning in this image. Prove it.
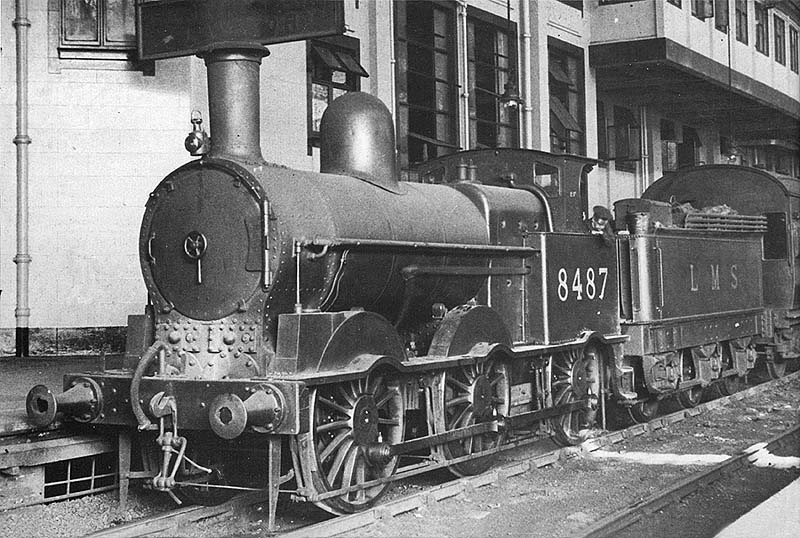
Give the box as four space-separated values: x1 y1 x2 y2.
550 96 583 132
311 43 369 77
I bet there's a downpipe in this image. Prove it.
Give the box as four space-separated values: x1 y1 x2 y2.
14 0 31 356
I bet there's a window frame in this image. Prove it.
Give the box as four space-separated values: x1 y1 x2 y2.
49 0 151 73
466 6 519 150
306 35 367 152
774 15 786 65
735 0 748 44
394 0 460 170
691 0 714 21
609 105 641 173
755 2 770 56
791 25 799 73
548 38 585 157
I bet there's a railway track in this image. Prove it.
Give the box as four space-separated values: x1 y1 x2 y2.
575 424 800 538
79 370 800 538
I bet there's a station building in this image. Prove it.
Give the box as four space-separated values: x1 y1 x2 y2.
0 0 798 355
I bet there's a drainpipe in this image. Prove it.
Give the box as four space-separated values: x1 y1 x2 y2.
14 0 31 357
456 0 469 149
639 105 650 196
521 0 533 149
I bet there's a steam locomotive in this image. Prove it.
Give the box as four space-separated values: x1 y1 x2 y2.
24 46 798 529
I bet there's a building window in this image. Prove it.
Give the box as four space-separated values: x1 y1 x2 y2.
395 0 458 168
735 0 748 44
774 16 786 65
666 0 682 7
549 41 585 156
610 106 640 173
691 0 713 20
791 26 799 73
755 3 769 56
661 119 679 171
597 100 608 161
58 0 134 59
678 126 702 168
307 36 368 149
467 8 518 149
556 0 584 10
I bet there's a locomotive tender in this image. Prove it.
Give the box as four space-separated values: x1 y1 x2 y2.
24 35 798 530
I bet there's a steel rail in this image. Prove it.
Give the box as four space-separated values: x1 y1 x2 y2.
576 423 800 538
83 370 800 538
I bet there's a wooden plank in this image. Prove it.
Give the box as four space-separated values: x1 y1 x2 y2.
0 434 114 468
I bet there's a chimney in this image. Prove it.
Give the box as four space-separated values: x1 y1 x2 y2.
203 48 269 162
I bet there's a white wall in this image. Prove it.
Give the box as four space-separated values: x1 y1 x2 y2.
0 1 191 329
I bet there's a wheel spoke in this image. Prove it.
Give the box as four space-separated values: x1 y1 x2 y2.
552 385 573 406
488 372 505 387
341 445 360 491
463 433 474 454
446 376 472 392
319 430 351 463
318 396 352 417
325 438 354 486
367 375 384 396
445 394 470 408
449 403 473 429
354 457 367 501
553 362 572 375
337 384 356 405
374 387 398 408
316 419 350 435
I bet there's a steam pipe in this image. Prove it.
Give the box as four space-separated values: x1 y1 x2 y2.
13 0 31 356
203 48 269 162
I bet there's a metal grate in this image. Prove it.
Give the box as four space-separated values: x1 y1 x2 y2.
43 453 117 501
684 213 768 233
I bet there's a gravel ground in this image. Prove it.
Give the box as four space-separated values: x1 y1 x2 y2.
0 374 797 538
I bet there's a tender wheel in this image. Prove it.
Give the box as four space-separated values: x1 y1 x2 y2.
628 399 660 424
712 340 745 397
299 372 404 514
436 357 509 477
677 346 707 409
549 346 601 446
676 385 704 408
716 375 744 396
